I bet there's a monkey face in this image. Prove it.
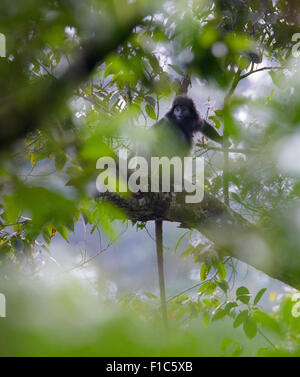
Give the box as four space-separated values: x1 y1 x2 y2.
173 104 191 121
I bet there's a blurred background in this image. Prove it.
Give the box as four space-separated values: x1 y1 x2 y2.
0 0 300 356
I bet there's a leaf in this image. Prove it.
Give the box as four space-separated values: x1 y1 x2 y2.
168 64 184 76
109 92 120 108
144 96 156 108
231 192 242 204
216 280 229 293
94 202 124 240
269 70 286 89
237 294 250 305
236 286 250 304
267 89 275 101
104 62 113 78
57 225 69 242
217 263 227 280
254 288 267 305
200 263 210 281
202 312 210 327
236 286 249 296
213 302 238 323
252 310 279 331
145 104 157 120
212 308 227 321
233 310 248 328
221 338 232 352
214 109 223 117
232 342 243 357
174 231 188 254
181 244 195 259
55 151 67 171
4 185 77 239
243 318 257 339
257 348 269 357
30 153 36 167
224 302 238 313
130 103 141 117
143 291 157 300
198 281 217 295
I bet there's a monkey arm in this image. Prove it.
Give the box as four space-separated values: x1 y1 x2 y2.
197 119 223 144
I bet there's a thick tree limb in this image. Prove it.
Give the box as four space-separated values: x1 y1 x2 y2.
99 191 300 289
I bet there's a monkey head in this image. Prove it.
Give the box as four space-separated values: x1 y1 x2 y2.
167 95 199 130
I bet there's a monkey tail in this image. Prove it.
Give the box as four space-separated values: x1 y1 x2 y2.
155 219 168 331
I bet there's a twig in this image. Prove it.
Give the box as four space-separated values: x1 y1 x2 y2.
167 257 231 302
197 143 256 154
33 58 57 80
257 327 277 351
240 66 284 80
66 226 127 272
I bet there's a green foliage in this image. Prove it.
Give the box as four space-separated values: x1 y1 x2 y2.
254 288 267 305
0 0 300 357
3 184 78 241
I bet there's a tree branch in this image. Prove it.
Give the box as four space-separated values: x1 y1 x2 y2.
240 66 284 80
98 191 300 290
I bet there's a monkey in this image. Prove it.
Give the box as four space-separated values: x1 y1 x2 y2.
145 95 223 330
134 95 223 196
97 96 223 329
151 95 223 157
95 97 223 329
117 95 223 195
127 96 222 191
